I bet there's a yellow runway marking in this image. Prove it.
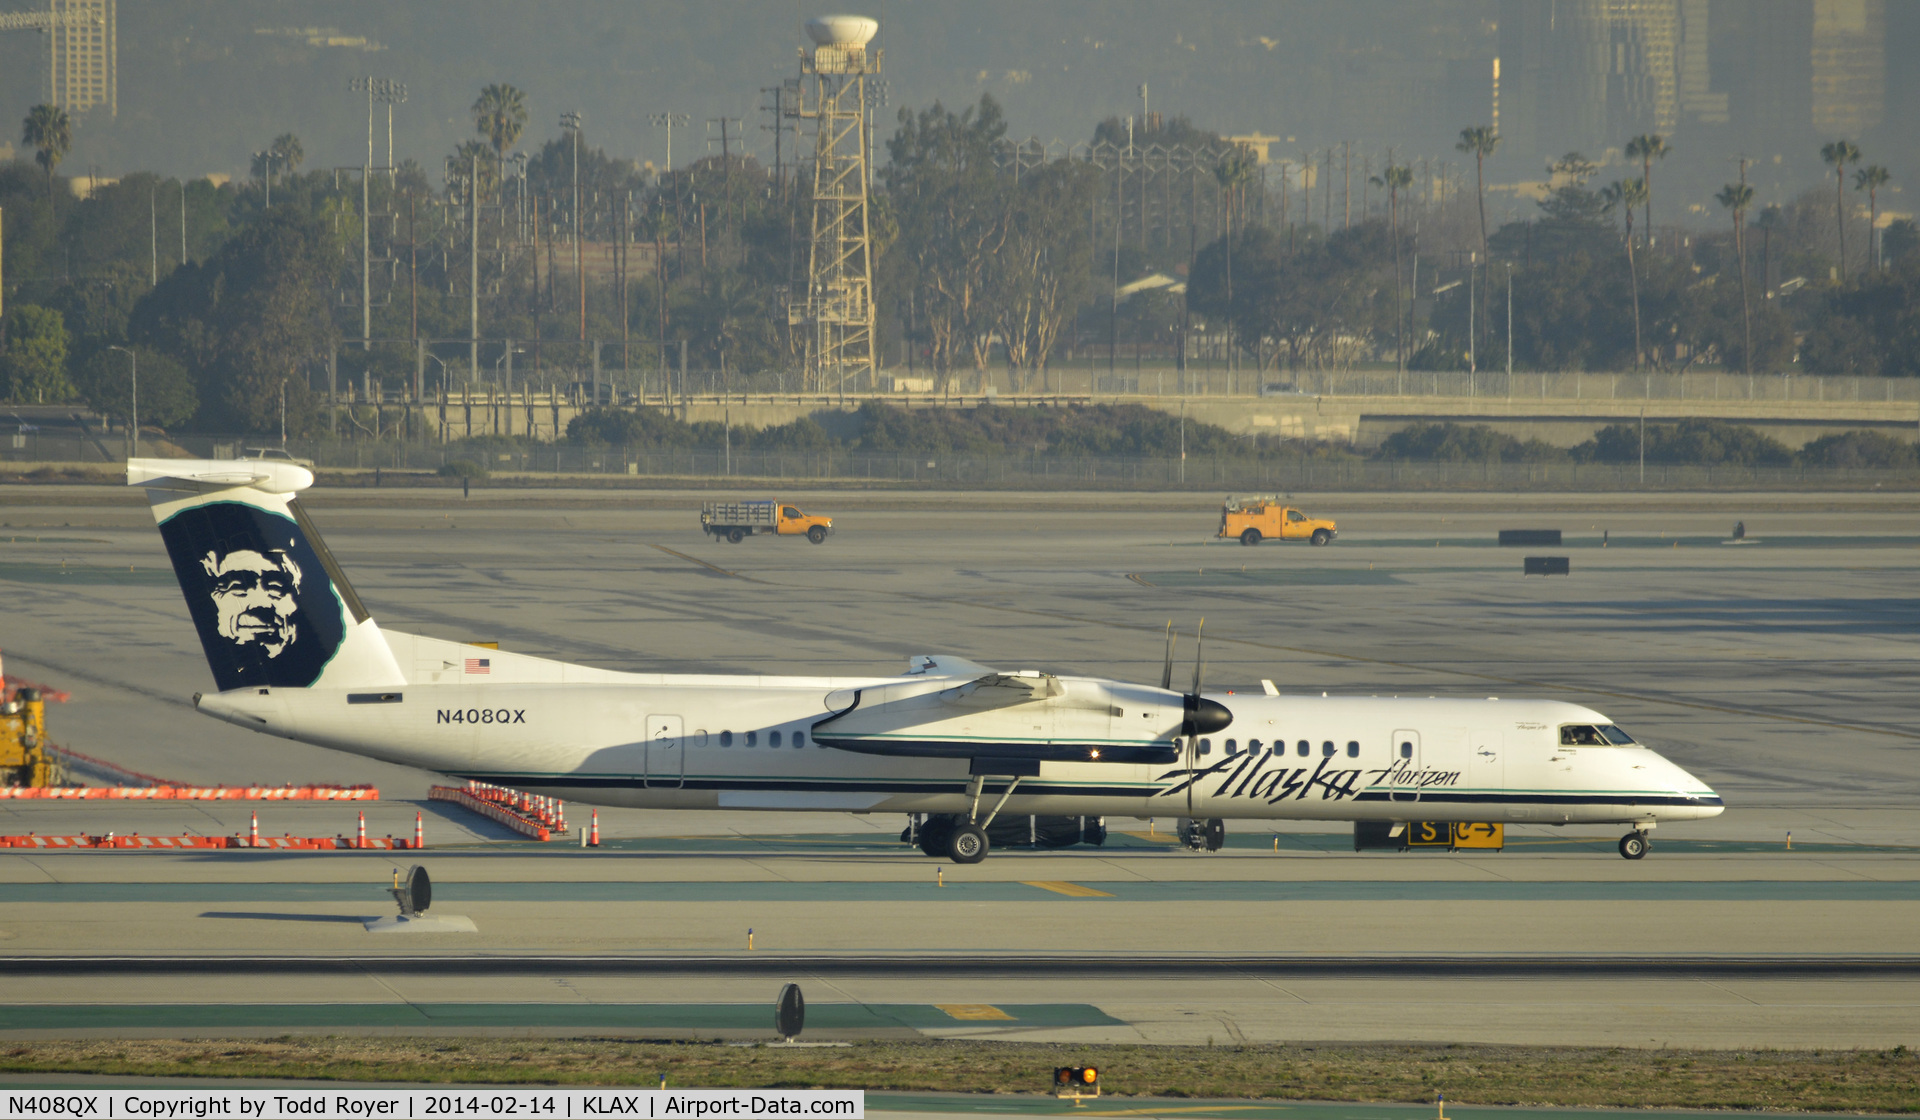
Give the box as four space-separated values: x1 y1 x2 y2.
1024 880 1116 897
1118 830 1182 845
936 1003 1015 1020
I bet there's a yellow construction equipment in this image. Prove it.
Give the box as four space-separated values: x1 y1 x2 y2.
1 686 56 788
1 653 63 788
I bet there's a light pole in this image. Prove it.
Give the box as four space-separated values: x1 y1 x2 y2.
348 77 403 175
252 150 277 207
562 111 585 342
378 82 407 183
107 346 136 458
650 112 689 172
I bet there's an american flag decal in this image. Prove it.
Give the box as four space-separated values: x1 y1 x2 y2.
464 658 491 675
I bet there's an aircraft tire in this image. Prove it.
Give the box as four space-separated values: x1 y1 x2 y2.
916 817 953 858
1240 529 1261 546
807 525 828 544
948 824 989 864
1311 528 1332 546
1204 818 1226 851
1618 832 1649 860
728 528 745 544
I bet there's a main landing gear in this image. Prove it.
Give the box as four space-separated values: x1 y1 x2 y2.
1618 830 1651 860
903 811 1107 864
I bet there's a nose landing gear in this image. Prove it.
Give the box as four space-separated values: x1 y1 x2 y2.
1618 830 1651 860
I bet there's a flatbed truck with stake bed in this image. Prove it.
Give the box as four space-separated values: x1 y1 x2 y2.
702 500 835 544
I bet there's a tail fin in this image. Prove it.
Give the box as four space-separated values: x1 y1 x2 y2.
129 458 405 692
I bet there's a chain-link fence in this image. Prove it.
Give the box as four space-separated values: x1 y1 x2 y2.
96 438 1920 491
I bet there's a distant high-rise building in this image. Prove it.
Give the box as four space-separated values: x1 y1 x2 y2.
1709 0 1813 163
1605 0 1680 138
1677 0 1728 126
49 0 115 117
1811 0 1884 138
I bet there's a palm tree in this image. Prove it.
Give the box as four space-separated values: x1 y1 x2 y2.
1820 139 1862 280
1623 134 1669 247
473 84 528 161
269 133 304 174
21 104 72 206
1854 165 1892 273
1716 181 1756 377
1455 126 1500 367
1371 161 1415 372
1601 178 1650 369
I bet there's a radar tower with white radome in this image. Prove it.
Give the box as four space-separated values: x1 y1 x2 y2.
788 15 881 393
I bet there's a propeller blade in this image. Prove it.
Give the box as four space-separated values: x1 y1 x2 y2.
1191 618 1205 696
1160 621 1175 691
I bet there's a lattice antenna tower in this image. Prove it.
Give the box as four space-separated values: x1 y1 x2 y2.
788 14 880 393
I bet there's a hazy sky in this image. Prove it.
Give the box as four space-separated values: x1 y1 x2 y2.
2 2 1909 223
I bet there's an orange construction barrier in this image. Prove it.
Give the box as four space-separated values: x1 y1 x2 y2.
427 781 564 841
0 785 379 801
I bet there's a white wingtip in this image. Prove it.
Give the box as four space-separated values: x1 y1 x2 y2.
1261 679 1279 696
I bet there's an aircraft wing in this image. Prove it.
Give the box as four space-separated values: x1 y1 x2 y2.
902 653 997 678
815 668 1179 765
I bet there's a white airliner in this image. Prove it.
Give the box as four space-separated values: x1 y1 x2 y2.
131 459 1724 863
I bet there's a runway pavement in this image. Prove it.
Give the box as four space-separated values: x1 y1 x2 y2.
2 486 1918 1048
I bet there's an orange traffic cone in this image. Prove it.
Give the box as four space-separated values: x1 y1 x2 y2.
589 809 600 847
414 811 424 850
556 801 566 832
356 811 367 849
248 811 259 848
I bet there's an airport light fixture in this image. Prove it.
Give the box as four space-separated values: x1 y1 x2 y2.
650 112 690 171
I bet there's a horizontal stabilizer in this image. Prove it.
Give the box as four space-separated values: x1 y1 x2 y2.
128 458 314 495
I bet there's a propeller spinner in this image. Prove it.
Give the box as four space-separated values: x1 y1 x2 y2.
1164 619 1233 736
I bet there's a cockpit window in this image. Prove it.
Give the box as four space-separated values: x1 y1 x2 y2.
1561 724 1636 746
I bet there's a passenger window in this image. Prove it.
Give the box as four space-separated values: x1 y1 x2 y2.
1247 739 1261 753
783 507 801 519
719 730 733 748
1224 738 1237 756
1322 741 1335 757
793 731 806 748
1560 725 1607 746
1346 741 1359 757
1399 741 1413 759
746 731 757 747
1287 510 1304 522
1297 740 1309 757
770 730 783 747
1199 738 1212 756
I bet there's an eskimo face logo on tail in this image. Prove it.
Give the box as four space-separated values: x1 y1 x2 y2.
158 502 347 690
202 547 302 657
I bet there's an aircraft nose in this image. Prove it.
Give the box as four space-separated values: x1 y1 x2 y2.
1186 696 1233 735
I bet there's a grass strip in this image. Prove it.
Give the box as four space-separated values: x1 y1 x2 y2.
2 1039 1917 1112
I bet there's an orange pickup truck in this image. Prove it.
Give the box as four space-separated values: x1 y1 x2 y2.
1217 495 1337 546
702 500 835 544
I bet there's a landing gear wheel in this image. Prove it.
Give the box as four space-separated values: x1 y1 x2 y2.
807 525 828 545
1310 528 1332 546
1619 831 1649 860
1204 818 1226 852
727 527 745 544
948 824 989 864
1240 529 1262 546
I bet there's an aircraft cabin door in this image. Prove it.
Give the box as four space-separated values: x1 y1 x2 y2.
645 715 684 788
1468 728 1505 793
